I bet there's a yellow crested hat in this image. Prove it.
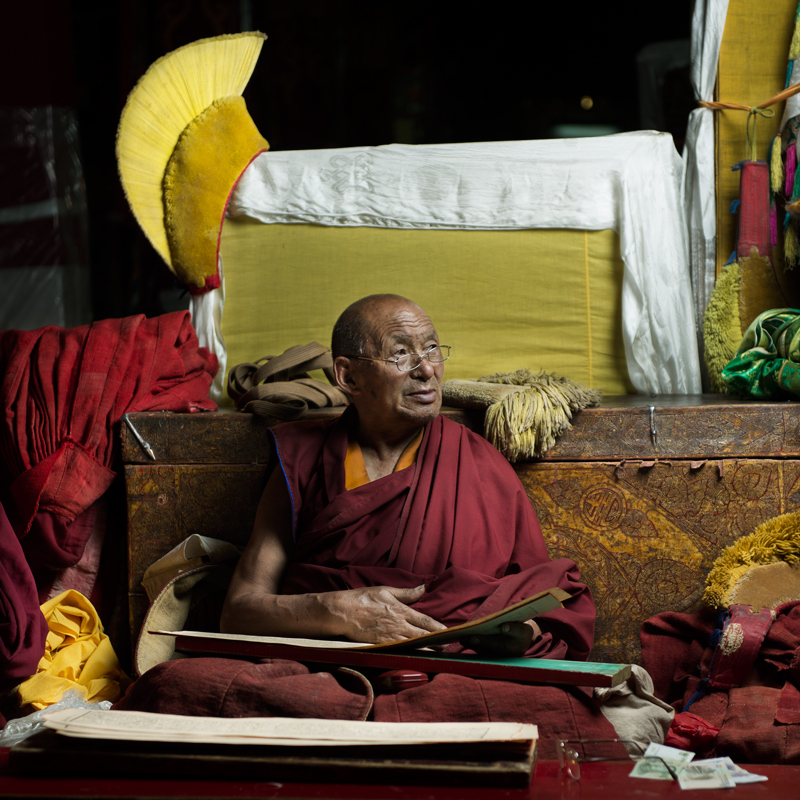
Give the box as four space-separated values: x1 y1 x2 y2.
116 32 268 293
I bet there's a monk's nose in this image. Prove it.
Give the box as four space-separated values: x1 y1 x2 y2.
410 357 435 378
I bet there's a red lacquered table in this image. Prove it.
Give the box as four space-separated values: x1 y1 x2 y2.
0 749 794 800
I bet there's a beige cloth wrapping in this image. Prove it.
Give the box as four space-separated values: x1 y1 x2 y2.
594 664 675 753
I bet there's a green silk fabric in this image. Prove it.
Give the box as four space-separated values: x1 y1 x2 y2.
722 308 800 398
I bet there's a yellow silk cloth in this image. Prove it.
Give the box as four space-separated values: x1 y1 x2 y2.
16 590 124 710
219 223 634 403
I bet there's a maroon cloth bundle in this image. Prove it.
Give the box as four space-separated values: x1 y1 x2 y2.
0 311 218 591
114 657 618 760
641 602 800 763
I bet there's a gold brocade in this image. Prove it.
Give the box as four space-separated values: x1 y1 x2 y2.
721 308 800 398
16 590 125 710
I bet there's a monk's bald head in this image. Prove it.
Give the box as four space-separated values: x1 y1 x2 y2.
331 294 424 358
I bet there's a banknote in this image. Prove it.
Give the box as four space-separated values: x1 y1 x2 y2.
643 742 695 766
677 763 736 790
629 758 676 780
629 742 695 780
692 757 769 784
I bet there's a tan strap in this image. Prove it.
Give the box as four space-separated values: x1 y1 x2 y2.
227 342 349 420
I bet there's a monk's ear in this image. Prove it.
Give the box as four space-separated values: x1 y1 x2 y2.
333 356 360 395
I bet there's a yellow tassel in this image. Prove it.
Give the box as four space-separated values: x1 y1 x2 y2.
703 510 800 609
770 134 784 194
702 262 742 392
445 370 602 462
786 222 799 268
790 17 800 62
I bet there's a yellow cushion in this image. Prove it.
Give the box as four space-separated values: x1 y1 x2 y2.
218 221 634 404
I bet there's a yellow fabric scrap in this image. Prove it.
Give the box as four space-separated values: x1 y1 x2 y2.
16 590 125 710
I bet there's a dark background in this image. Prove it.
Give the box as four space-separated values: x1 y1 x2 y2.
1 0 695 323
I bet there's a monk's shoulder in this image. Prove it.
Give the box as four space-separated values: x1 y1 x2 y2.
437 415 516 471
270 416 337 461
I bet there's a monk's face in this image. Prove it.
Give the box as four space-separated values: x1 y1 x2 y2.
352 299 444 430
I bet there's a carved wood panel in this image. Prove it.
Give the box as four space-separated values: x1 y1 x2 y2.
125 464 269 649
517 459 791 663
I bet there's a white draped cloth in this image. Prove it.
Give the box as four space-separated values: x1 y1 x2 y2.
682 0 730 383
194 132 702 398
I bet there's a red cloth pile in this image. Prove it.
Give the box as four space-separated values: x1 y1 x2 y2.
641 602 800 763
0 501 48 720
0 311 218 596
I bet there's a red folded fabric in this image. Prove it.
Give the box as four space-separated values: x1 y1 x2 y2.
665 711 720 754
0 312 218 585
0 501 48 697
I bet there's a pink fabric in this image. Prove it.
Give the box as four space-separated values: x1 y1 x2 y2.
787 143 797 198
0 501 47 698
708 605 773 690
273 408 595 660
0 312 218 593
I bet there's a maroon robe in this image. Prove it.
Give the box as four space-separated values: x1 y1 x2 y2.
273 407 595 660
116 409 618 755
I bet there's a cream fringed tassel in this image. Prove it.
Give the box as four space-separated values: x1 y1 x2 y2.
443 370 602 462
770 133 785 194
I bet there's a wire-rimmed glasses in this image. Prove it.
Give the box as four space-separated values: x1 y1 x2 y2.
556 739 679 781
345 345 451 372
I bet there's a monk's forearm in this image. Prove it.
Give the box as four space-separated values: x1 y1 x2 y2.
220 590 348 639
221 584 444 643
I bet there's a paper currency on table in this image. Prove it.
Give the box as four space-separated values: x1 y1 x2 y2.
629 759 675 780
644 742 695 765
677 763 736 790
629 742 694 780
693 757 768 784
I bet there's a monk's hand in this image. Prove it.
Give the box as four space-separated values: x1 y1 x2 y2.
326 584 447 644
461 620 539 658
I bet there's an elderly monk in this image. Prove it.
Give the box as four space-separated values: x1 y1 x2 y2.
221 294 593 658
117 295 620 756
